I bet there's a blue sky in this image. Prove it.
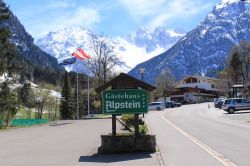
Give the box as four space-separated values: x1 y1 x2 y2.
5 0 220 40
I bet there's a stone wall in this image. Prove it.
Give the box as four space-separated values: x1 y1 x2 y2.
98 135 156 154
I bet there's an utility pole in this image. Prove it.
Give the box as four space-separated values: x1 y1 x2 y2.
76 72 79 120
139 68 145 118
88 71 90 116
87 60 90 116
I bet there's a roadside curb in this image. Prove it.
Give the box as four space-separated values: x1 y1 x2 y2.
145 118 166 166
83 117 112 120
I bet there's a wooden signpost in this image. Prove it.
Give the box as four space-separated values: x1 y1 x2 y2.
96 73 156 153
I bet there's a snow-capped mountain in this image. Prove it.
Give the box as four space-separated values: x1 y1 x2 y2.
129 0 250 84
36 26 185 74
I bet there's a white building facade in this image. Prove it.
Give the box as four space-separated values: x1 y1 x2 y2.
170 76 222 103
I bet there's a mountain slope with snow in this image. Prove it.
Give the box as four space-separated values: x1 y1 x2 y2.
36 26 185 74
0 6 65 85
129 0 250 84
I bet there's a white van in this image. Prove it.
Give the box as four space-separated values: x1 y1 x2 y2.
148 102 165 111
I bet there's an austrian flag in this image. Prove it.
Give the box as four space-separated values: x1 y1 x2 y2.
72 48 91 60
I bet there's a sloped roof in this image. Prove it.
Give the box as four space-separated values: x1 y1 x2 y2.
96 73 156 93
183 75 220 81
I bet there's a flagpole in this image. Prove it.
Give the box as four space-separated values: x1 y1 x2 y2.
72 48 90 117
77 72 79 120
87 59 90 116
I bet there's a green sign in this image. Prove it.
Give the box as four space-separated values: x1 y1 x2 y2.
102 89 148 114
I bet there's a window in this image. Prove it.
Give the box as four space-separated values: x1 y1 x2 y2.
211 84 215 88
185 77 198 84
150 102 162 106
234 99 242 103
225 100 231 104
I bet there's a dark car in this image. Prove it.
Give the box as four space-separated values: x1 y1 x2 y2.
214 98 224 109
215 100 224 109
165 101 175 108
165 101 182 108
175 102 182 107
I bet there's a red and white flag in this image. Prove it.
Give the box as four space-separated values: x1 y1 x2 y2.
72 48 91 60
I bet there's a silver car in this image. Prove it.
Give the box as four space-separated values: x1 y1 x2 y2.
148 102 165 111
222 98 250 114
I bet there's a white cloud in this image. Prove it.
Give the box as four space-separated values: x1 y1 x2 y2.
60 7 100 28
120 0 165 18
47 1 76 9
120 0 213 27
27 5 101 39
149 0 212 27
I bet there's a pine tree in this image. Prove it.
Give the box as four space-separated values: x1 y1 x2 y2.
0 1 16 76
18 83 35 108
59 72 73 120
0 1 19 128
0 81 19 128
229 51 242 84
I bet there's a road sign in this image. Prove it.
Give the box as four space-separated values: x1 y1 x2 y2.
102 89 148 114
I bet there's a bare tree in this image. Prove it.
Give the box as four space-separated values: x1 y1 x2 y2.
153 69 175 100
89 34 121 87
34 89 50 119
238 41 250 82
220 41 250 97
227 41 250 84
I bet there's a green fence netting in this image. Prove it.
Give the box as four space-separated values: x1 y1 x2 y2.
10 119 49 127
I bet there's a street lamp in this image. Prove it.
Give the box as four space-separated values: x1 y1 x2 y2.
139 68 145 117
139 68 145 81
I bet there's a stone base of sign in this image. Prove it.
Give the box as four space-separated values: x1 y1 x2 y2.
98 135 156 154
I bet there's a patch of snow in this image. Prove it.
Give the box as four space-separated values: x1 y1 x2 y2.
0 74 6 83
207 13 216 21
113 38 165 70
29 82 39 88
215 0 249 9
201 29 208 36
167 29 185 37
50 90 61 98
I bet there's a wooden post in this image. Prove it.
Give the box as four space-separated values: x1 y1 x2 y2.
134 114 139 136
112 114 116 136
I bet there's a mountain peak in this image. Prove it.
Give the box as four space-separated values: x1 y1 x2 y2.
216 0 249 9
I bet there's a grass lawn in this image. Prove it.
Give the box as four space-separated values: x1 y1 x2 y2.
15 107 59 120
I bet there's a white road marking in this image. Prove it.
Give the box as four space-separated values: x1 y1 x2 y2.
161 115 238 166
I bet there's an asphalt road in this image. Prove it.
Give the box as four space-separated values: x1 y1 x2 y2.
0 119 159 166
146 103 250 166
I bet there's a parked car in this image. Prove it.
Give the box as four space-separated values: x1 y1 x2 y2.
175 102 182 107
165 101 182 108
165 101 175 108
222 98 250 114
214 98 224 108
215 99 224 109
148 102 165 111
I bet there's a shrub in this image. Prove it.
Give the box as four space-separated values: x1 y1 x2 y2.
121 114 134 127
139 124 149 135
